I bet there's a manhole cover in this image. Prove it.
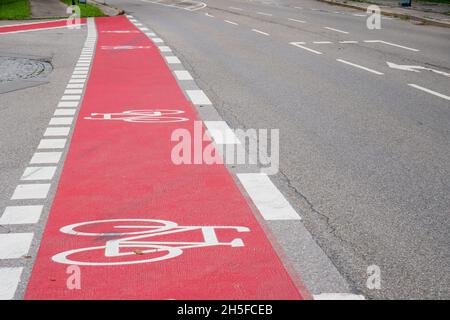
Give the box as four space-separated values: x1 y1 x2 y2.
0 56 52 93
0 56 52 83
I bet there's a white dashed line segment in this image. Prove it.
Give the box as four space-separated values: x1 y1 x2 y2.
408 84 450 101
336 59 384 75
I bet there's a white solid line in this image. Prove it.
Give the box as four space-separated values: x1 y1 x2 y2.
288 18 306 23
44 127 70 137
0 268 23 300
158 46 172 52
54 109 76 116
364 40 419 52
204 121 241 144
290 42 322 54
174 70 193 80
313 41 333 44
336 59 384 75
237 173 301 220
49 117 74 125
0 233 33 259
165 56 181 64
37 138 67 149
186 90 212 105
11 184 51 200
0 205 43 225
0 25 84 35
30 152 62 164
224 20 238 25
314 293 365 300
58 101 79 108
257 12 273 16
21 166 57 181
252 29 270 36
408 84 450 101
324 27 349 34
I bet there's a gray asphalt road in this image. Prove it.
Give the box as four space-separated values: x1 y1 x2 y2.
109 0 450 299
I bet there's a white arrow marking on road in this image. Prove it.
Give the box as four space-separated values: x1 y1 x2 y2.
387 62 450 77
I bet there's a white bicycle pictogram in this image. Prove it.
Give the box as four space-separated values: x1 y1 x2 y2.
84 109 189 123
52 219 250 266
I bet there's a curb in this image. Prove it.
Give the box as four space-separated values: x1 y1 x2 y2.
316 0 450 28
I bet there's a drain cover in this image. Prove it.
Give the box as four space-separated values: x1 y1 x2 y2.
0 56 52 93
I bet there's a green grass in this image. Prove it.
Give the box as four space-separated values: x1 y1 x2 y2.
0 0 31 20
61 0 106 17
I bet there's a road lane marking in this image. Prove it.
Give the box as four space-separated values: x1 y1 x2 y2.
64 89 83 94
339 40 358 44
61 95 81 101
290 42 322 55
20 166 57 181
313 41 333 44
29 152 62 164
158 46 172 52
66 83 84 88
229 6 243 11
364 40 419 52
224 20 239 25
0 205 43 225
49 117 74 125
324 27 349 34
37 139 67 149
294 6 303 9
408 84 450 101
152 37 164 43
205 13 214 17
314 293 365 300
336 59 384 75
237 173 301 220
0 234 33 258
0 268 23 299
11 184 51 200
54 109 76 116
44 127 70 137
58 101 79 107
257 12 273 16
204 121 241 144
252 29 270 36
186 90 212 105
174 70 193 80
288 18 306 23
165 56 181 64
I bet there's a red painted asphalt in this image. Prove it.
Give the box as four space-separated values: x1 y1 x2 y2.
0 19 86 34
25 16 307 299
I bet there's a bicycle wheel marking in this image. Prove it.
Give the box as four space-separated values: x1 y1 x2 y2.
84 109 190 123
52 219 250 266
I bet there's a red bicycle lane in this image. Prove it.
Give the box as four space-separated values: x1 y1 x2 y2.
25 16 308 299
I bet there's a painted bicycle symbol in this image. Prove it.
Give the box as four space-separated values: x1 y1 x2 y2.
84 109 189 123
52 219 250 266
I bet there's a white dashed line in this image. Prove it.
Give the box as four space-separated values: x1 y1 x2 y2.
11 184 51 200
314 293 365 300
186 90 212 105
224 20 239 26
339 40 358 44
364 40 419 52
152 38 164 43
165 56 181 64
336 59 384 75
0 205 43 225
64 89 83 94
37 138 67 149
288 18 306 23
0 268 23 300
408 84 450 101
20 166 57 181
229 6 243 11
66 83 84 88
324 27 349 34
44 127 70 137
29 152 62 164
49 117 74 125
290 42 323 55
313 41 333 44
0 233 33 258
237 173 301 220
158 46 172 52
205 13 214 18
54 109 76 116
58 101 79 108
204 121 241 144
174 70 193 80
257 12 273 16
252 29 270 36
60 95 81 101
